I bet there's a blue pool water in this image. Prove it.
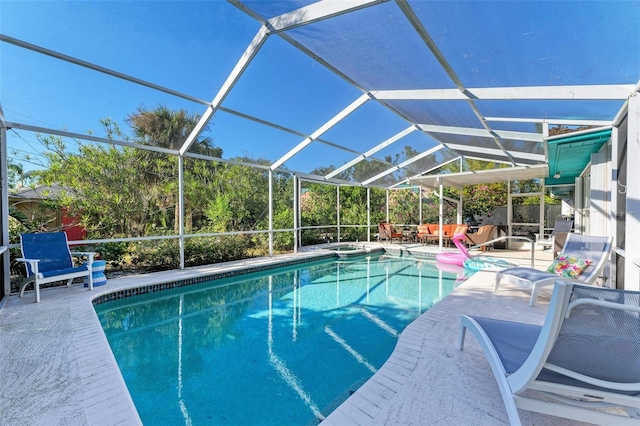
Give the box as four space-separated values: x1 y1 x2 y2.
96 253 473 425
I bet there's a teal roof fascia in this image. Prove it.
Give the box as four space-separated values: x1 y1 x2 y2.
547 129 612 147
545 129 612 186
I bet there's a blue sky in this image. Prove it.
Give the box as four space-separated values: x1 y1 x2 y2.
1 1 388 174
2 1 639 178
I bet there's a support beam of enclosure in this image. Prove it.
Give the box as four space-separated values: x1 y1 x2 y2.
444 143 545 162
372 85 636 101
438 180 444 249
179 25 270 156
433 157 464 175
265 0 385 33
218 106 369 157
336 186 340 243
367 188 371 242
484 117 613 126
362 145 444 185
0 35 210 107
269 170 274 256
7 123 179 155
417 124 542 143
394 0 519 166
0 104 9 297
408 159 464 189
271 94 370 171
3 35 379 168
230 0 384 126
325 126 417 179
419 187 423 223
409 164 548 189
293 175 299 252
293 171 361 187
457 156 515 167
178 157 185 269
385 190 389 223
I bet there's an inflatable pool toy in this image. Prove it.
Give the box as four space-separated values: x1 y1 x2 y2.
436 233 517 271
463 257 514 271
435 233 472 266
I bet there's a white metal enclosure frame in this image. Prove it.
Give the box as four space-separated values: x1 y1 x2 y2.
1 0 639 294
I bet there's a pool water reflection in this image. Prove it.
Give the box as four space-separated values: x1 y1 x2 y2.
96 253 473 425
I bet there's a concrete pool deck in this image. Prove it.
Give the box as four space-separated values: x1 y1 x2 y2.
0 244 591 425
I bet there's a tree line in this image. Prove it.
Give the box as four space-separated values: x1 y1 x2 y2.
8 105 553 274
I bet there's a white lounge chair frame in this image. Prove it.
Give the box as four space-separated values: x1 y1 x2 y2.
494 233 613 306
460 281 640 425
17 232 96 303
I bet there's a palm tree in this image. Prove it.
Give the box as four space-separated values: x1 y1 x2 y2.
126 105 223 231
8 160 28 189
126 105 221 156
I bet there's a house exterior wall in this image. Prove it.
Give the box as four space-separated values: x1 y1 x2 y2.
61 207 87 241
624 94 640 290
10 200 61 230
590 148 610 237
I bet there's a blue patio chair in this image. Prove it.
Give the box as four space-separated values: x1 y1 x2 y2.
460 281 640 425
494 233 612 306
17 232 96 302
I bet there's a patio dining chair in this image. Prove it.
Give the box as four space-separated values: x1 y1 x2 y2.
464 224 495 250
494 233 612 306
535 219 574 255
17 232 96 303
378 222 402 243
460 281 640 425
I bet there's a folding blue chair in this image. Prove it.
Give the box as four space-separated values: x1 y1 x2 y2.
17 232 96 302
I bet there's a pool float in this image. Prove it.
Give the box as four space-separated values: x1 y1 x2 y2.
436 233 517 271
463 257 514 271
435 233 472 266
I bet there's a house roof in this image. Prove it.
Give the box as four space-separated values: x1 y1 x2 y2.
9 185 67 201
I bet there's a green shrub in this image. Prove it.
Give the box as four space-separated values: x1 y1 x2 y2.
301 229 336 246
184 235 251 266
95 241 129 268
128 234 253 271
339 227 367 242
129 238 180 271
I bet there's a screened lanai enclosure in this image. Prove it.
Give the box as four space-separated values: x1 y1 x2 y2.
2 0 640 297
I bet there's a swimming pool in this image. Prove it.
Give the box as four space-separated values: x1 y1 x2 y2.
96 253 472 425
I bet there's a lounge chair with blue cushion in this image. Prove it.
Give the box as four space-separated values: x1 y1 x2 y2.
494 233 612 306
17 232 96 302
460 281 640 425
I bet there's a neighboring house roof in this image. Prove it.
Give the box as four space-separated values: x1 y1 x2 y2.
9 185 70 201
